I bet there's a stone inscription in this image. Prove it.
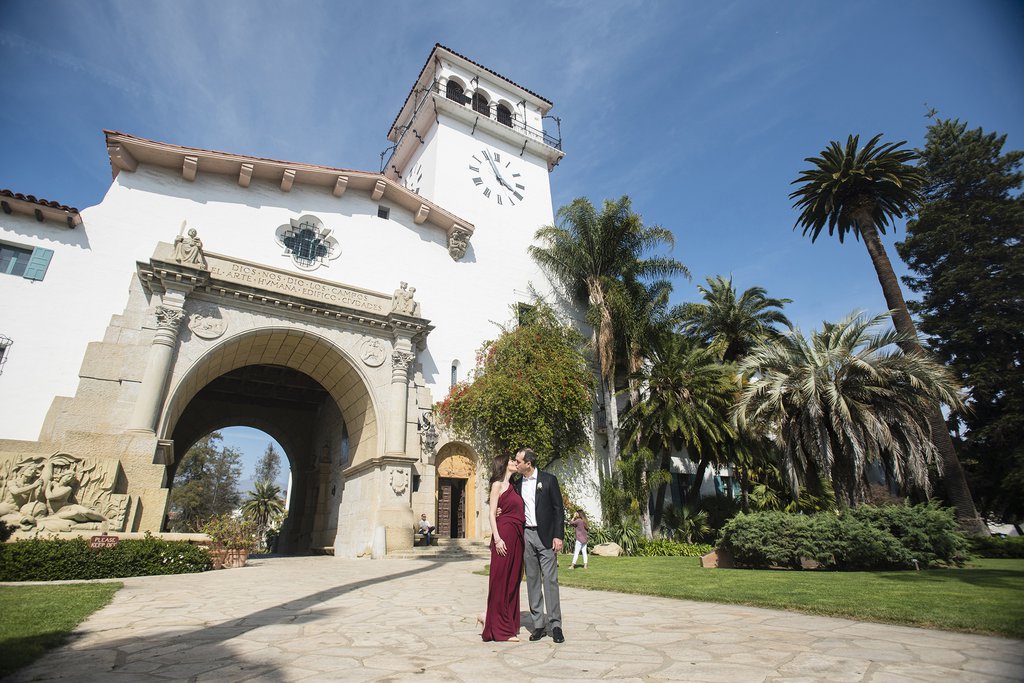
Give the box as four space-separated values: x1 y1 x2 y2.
207 257 388 314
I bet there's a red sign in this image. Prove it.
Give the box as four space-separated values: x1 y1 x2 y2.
89 535 119 549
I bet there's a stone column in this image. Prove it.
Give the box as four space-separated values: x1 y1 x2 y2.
387 336 416 455
128 287 188 433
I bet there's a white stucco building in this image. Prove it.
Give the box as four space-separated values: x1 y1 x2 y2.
0 44 606 556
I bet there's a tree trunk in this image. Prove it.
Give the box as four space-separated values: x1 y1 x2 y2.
589 281 620 482
639 461 653 539
652 450 672 530
858 216 987 535
688 459 710 506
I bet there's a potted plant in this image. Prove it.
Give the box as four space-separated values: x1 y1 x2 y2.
201 513 257 569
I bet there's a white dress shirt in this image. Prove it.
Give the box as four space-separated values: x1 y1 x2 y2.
521 470 538 527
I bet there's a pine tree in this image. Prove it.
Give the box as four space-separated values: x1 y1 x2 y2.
897 119 1024 523
253 443 282 486
168 432 243 531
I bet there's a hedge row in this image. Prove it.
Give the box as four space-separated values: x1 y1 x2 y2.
968 534 1024 558
633 538 714 557
718 502 971 570
0 535 211 581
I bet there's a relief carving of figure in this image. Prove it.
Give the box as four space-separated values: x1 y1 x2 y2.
360 338 388 367
188 311 227 340
448 230 469 260
173 227 208 269
0 458 47 527
0 452 128 533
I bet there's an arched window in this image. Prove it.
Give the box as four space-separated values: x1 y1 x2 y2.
496 104 513 127
445 80 465 103
471 92 489 116
450 361 459 387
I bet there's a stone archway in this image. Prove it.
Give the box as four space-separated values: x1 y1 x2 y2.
434 442 478 540
161 329 374 554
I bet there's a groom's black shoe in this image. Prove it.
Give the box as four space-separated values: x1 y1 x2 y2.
529 628 546 641
552 627 565 643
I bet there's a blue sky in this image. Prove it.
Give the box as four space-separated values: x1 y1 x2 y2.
3 0 1022 482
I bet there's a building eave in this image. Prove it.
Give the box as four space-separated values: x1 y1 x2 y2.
102 131 474 240
0 189 82 228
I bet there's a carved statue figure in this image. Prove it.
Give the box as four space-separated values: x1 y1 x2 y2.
173 227 208 268
391 281 411 313
405 287 421 316
448 231 469 260
391 282 420 316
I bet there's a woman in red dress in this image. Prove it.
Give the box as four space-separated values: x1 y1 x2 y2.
480 452 524 642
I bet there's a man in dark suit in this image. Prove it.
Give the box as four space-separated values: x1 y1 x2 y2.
513 447 565 643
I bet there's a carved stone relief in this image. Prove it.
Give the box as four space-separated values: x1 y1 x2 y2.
437 450 475 479
448 230 470 261
360 338 388 367
0 452 129 532
188 307 227 340
388 467 409 496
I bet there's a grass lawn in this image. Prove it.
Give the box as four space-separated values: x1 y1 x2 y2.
555 556 1024 639
0 582 121 678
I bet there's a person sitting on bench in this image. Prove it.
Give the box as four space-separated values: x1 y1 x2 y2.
418 513 435 546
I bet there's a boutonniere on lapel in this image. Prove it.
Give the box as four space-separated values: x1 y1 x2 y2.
537 481 544 491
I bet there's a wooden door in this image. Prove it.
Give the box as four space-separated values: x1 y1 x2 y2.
438 478 453 537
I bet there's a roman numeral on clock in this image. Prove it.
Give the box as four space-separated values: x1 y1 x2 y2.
469 165 479 172
483 188 491 197
472 177 483 186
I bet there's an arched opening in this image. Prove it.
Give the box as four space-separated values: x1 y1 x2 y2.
435 442 479 539
471 91 490 116
496 104 513 127
166 426 292 552
161 328 378 554
445 79 466 104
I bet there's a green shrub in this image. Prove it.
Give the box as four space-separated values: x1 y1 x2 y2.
0 535 211 581
717 511 813 569
699 496 740 533
717 503 970 570
849 501 969 567
633 538 714 557
809 513 911 570
968 534 1024 558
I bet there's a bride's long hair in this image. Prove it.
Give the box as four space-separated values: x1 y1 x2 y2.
489 452 513 485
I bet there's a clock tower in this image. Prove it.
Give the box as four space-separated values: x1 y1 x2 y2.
384 44 565 268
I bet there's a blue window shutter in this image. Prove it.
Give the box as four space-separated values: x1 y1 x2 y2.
23 247 53 281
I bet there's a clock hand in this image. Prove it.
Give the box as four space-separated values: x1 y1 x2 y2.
484 152 511 189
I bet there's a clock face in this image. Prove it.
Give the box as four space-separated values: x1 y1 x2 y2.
468 148 526 207
404 163 424 195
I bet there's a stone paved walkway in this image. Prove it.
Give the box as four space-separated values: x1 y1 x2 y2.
5 556 1022 682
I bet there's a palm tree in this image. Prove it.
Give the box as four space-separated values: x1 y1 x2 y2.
621 332 736 533
678 275 790 508
614 279 678 537
734 312 964 507
790 134 985 533
241 481 285 550
679 275 791 363
531 196 688 481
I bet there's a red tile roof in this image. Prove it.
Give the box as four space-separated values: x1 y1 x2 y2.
388 43 553 137
0 189 80 214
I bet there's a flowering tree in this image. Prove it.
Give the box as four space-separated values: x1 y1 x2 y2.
437 305 593 468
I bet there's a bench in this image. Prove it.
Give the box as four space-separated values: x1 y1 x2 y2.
414 530 438 547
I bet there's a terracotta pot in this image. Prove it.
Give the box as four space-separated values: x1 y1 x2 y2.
209 547 249 569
